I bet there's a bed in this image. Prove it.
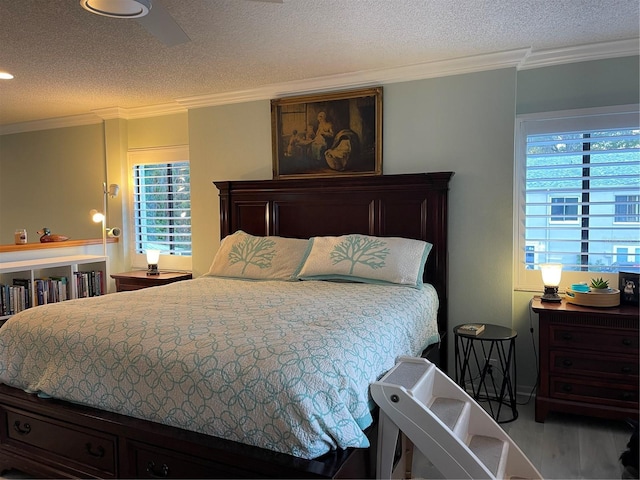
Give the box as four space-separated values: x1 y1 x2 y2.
0 172 452 479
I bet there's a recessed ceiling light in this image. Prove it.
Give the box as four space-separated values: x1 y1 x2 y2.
80 0 151 18
0 72 14 80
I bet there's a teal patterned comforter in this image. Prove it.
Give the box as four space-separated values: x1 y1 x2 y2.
0 277 439 459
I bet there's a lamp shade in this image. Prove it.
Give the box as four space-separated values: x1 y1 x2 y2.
540 263 562 287
146 249 160 265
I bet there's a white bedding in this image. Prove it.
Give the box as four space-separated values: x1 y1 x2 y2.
0 276 439 459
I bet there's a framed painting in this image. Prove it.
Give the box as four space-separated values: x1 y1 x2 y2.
271 87 382 179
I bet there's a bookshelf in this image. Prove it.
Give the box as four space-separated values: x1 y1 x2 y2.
0 254 107 322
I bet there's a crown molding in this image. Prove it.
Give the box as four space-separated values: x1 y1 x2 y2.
518 38 639 70
0 113 102 135
2 38 637 135
176 48 530 108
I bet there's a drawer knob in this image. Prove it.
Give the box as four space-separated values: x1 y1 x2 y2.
621 366 631 374
622 392 634 401
622 338 632 346
562 384 573 393
147 461 170 478
13 420 31 435
562 359 573 367
562 333 573 341
85 442 105 458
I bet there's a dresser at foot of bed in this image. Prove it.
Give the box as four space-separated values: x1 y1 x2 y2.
0 384 372 479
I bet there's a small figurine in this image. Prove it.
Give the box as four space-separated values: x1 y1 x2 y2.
37 227 69 243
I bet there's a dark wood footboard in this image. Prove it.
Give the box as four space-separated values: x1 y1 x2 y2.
0 384 375 478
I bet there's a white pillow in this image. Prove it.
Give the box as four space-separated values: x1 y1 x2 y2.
295 234 432 287
207 230 309 281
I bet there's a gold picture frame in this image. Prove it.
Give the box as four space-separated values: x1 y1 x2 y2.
271 87 382 179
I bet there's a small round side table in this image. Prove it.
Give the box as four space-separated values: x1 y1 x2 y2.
453 323 518 423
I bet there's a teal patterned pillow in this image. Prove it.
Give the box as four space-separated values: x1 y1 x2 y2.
207 231 309 281
295 234 432 287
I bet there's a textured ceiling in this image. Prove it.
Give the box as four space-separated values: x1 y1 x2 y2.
0 0 638 128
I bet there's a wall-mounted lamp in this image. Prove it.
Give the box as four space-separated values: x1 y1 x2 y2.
540 263 562 303
146 249 160 276
107 183 120 198
106 227 121 238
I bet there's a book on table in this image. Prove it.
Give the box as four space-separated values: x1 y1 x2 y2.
458 323 485 335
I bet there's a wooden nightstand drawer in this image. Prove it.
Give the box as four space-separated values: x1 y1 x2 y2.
111 271 192 292
548 325 638 353
550 376 638 407
550 350 639 380
4 407 116 476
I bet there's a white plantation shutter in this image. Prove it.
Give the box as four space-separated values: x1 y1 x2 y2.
515 105 640 290
133 162 191 256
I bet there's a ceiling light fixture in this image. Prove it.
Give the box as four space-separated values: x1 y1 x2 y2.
80 0 151 18
0 72 14 80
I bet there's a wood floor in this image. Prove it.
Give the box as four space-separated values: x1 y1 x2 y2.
412 396 634 479
1 397 635 479
501 399 633 480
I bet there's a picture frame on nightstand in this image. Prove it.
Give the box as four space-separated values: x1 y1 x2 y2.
619 271 639 305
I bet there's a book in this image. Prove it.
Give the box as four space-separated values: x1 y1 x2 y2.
458 323 485 335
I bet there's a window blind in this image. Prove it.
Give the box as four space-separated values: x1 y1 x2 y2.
524 127 640 272
133 162 191 256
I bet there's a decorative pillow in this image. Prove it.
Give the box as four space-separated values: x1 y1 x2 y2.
207 231 309 281
295 234 432 287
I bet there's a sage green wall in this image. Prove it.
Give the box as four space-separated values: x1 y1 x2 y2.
127 113 189 149
189 101 273 276
0 123 106 244
517 56 640 114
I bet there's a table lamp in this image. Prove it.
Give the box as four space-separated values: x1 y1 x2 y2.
146 249 160 276
540 263 562 303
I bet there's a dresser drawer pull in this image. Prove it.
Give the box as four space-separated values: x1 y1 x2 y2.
561 333 573 341
622 338 632 346
621 366 632 374
622 392 634 401
13 420 31 435
147 461 169 478
562 359 573 367
562 384 573 393
85 442 105 458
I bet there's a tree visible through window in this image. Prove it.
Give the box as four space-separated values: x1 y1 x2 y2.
133 162 191 256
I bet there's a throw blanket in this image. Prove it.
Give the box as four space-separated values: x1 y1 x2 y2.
0 277 439 459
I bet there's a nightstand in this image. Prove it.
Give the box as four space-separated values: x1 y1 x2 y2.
454 323 518 423
110 270 192 292
531 296 638 422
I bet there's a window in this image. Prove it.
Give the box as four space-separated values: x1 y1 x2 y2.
615 195 640 223
550 196 579 223
128 146 191 271
515 105 640 289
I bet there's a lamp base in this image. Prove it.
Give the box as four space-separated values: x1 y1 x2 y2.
541 286 562 303
147 264 160 276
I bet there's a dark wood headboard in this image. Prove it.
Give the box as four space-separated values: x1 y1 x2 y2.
214 172 453 366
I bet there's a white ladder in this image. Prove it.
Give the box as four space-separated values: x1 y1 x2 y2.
370 356 542 480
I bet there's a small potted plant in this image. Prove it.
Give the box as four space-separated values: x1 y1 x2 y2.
590 277 610 292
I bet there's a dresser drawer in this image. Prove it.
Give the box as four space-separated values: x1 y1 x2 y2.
550 350 639 380
548 325 638 353
550 376 638 407
4 408 116 476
